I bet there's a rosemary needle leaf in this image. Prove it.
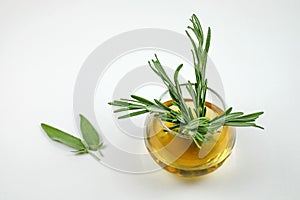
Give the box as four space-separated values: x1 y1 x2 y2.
146 105 168 113
204 27 211 53
80 114 101 151
234 111 264 120
224 122 262 128
41 123 87 152
131 95 155 106
154 99 172 111
113 107 142 113
118 110 149 119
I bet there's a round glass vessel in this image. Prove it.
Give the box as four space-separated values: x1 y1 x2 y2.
144 88 236 177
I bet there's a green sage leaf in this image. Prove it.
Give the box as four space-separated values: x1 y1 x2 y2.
79 114 101 151
41 123 86 151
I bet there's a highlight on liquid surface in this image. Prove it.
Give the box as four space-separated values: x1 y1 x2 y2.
144 100 236 177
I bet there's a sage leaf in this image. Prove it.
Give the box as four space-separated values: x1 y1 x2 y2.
41 123 87 152
79 114 101 151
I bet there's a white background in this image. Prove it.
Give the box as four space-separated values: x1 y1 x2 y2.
0 0 299 199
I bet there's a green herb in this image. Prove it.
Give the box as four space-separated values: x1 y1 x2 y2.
41 115 103 160
80 114 102 151
41 123 87 152
108 14 264 148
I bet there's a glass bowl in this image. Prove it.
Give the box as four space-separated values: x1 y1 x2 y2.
144 86 236 177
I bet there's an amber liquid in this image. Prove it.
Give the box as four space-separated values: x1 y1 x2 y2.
145 100 236 177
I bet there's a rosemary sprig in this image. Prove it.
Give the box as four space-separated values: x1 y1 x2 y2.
108 14 264 148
